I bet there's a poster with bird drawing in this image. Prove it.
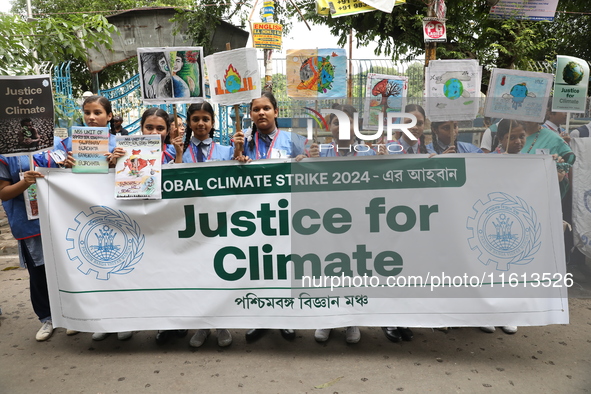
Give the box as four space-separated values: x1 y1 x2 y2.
425 59 482 122
286 48 347 99
362 73 408 130
484 68 553 123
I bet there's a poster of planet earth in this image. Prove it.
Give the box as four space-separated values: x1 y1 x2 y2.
484 68 553 123
424 59 482 122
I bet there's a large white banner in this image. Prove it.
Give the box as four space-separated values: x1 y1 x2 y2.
571 138 591 259
37 155 569 332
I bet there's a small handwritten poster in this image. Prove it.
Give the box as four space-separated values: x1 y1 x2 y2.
115 135 162 200
71 126 110 174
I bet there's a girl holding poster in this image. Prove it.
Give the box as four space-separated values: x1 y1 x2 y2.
426 121 483 154
139 107 183 164
235 91 306 161
233 91 303 342
177 101 233 348
0 157 59 341
308 104 375 158
182 102 234 163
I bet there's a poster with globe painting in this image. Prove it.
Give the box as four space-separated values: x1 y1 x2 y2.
424 59 482 122
484 68 553 123
552 55 590 113
204 48 260 106
362 73 408 131
137 47 205 105
286 48 347 99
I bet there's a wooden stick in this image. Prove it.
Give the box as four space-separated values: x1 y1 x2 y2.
172 104 179 140
226 42 243 156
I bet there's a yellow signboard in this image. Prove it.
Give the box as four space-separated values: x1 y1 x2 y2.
328 0 405 18
251 22 283 50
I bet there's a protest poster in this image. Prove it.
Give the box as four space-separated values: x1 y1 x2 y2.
20 173 39 220
552 55 590 114
71 126 110 174
205 48 260 106
114 135 162 200
286 48 347 99
0 75 54 156
137 47 205 104
490 0 559 22
484 68 553 123
425 59 482 122
251 22 283 50
362 73 407 131
37 155 568 332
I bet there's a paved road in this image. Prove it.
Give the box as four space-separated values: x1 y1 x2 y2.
1 205 590 393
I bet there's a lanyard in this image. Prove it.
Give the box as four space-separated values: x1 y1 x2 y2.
190 141 215 162
255 130 279 160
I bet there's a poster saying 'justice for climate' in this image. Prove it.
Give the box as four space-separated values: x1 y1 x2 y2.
0 75 54 156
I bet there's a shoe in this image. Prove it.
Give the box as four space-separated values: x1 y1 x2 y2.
36 320 54 341
345 326 361 344
398 327 414 341
217 329 232 347
280 329 296 340
189 329 210 348
480 326 496 333
245 329 266 342
175 329 188 338
155 330 172 344
314 328 332 342
501 326 518 334
92 332 110 341
117 331 133 341
66 329 79 336
382 327 401 342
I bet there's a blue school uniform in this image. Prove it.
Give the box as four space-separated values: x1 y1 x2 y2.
182 137 234 163
243 129 306 159
383 139 426 155
426 141 483 154
162 144 178 164
318 142 376 157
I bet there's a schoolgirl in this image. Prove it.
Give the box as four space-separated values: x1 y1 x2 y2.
233 91 304 342
0 156 67 341
426 120 483 154
139 107 183 164
182 102 234 163
379 104 428 156
236 91 306 161
54 95 119 161
309 103 375 158
491 119 526 154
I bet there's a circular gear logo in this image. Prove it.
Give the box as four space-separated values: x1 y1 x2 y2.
67 206 145 280
467 193 541 271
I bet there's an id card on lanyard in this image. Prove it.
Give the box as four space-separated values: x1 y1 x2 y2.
190 142 215 162
256 130 283 159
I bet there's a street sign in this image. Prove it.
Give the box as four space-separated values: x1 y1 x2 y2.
423 18 446 43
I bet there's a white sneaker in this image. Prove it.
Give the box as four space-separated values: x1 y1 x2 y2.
189 329 210 348
314 328 331 342
501 326 518 334
217 329 232 347
92 332 110 341
480 326 496 333
117 331 133 341
66 329 79 336
345 326 361 344
36 320 54 341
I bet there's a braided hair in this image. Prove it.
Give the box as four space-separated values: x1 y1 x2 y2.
185 101 216 152
248 91 279 151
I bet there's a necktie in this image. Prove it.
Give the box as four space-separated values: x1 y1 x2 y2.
408 146 414 154
259 133 272 145
197 142 205 162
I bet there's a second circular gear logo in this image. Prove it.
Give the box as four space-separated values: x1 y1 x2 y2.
467 192 541 271
66 206 145 280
